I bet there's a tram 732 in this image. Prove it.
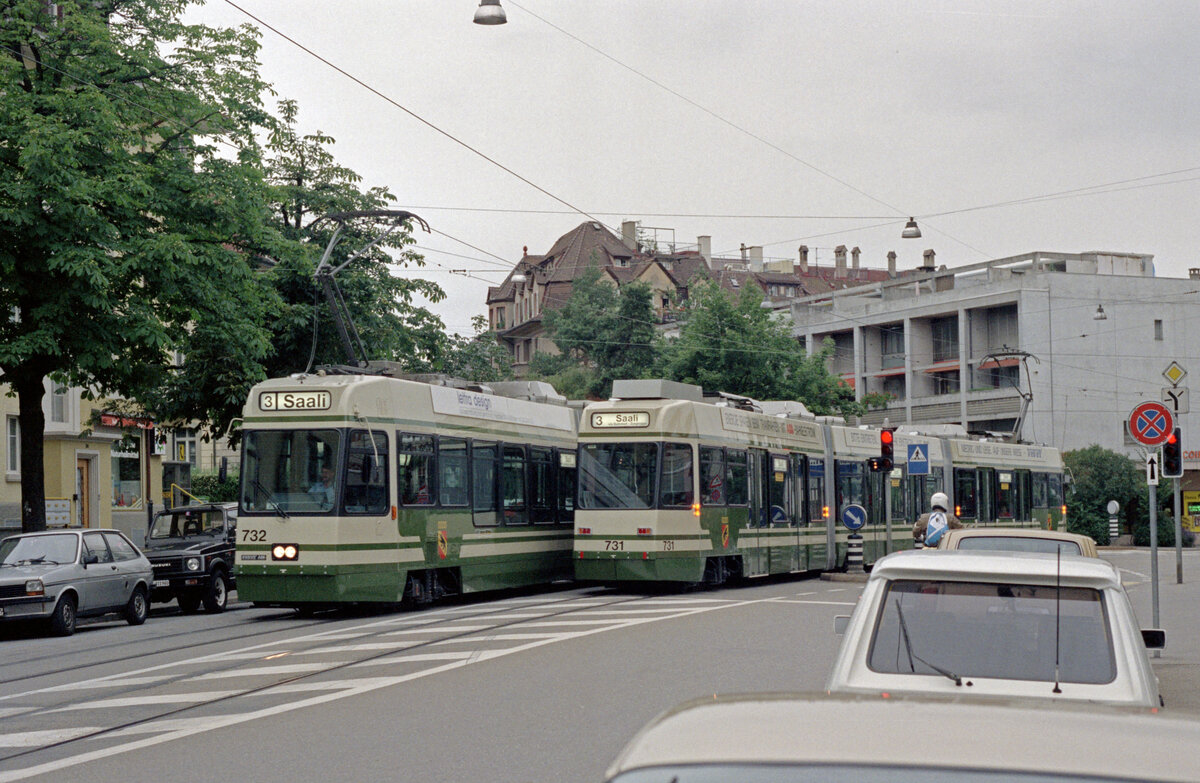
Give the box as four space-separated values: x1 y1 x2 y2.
236 373 579 608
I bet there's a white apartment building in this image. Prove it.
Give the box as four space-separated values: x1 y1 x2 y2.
787 250 1200 466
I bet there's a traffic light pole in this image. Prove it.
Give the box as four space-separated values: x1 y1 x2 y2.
1175 478 1183 584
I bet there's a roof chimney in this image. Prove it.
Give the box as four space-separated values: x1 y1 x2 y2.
621 220 639 251
798 245 809 274
851 247 861 276
834 245 848 279
887 251 897 277
921 248 936 271
697 235 712 268
740 243 748 262
749 245 763 272
1191 268 1200 280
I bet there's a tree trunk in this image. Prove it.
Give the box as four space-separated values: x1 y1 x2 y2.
14 372 47 533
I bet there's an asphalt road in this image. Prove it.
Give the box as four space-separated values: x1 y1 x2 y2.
0 547 1197 783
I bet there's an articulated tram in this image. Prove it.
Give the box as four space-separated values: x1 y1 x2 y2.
574 380 1065 585
234 371 1064 606
235 371 578 609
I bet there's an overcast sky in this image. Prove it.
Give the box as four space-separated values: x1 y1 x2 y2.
184 1 1200 334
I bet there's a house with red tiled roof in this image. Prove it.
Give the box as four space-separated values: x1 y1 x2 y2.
486 222 889 374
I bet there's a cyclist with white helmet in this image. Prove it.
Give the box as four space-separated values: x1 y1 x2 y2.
912 491 962 548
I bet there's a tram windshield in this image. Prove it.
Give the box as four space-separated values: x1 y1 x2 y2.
868 580 1115 685
579 443 659 509
241 429 342 514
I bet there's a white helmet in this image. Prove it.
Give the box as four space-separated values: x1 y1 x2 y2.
930 492 949 511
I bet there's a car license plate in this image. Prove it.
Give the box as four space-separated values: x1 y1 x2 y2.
152 579 169 588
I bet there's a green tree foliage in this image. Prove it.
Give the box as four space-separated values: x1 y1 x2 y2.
661 279 884 417
539 264 657 398
434 315 513 383
0 1 278 530
1061 444 1170 545
259 99 447 376
190 470 239 504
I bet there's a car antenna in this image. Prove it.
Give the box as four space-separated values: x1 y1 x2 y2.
1053 546 1062 694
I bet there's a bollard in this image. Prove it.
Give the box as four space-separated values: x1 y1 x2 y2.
846 533 865 572
1109 515 1119 544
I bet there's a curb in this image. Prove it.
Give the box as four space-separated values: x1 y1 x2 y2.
820 572 869 583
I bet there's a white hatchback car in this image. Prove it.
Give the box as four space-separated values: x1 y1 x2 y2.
604 692 1200 783
826 550 1163 707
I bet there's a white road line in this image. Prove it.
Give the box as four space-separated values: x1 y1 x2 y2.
188 663 346 680
33 674 178 693
432 632 561 644
0 728 102 748
0 596 773 783
384 624 494 635
766 599 857 606
501 619 628 627
47 692 241 712
293 642 421 654
353 651 477 666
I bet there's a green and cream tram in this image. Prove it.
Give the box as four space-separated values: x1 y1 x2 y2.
575 380 1068 584
574 380 829 584
236 373 578 608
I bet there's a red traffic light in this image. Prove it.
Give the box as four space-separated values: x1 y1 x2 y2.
880 430 894 445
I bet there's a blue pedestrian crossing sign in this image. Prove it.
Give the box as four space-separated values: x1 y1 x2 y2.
907 444 929 475
841 503 867 531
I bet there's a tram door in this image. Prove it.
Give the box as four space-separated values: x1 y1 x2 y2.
744 449 767 576
766 453 798 574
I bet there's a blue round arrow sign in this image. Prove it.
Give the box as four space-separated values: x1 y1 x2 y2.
841 503 867 531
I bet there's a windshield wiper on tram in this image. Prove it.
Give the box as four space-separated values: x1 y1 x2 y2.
250 477 291 520
895 600 963 687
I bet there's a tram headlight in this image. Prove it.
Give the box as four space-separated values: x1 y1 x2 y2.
271 543 299 561
185 557 202 572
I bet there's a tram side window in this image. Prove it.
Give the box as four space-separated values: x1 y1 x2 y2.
955 468 978 519
726 450 749 506
439 438 469 507
660 443 694 507
1032 473 1048 508
807 463 825 524
530 447 554 524
503 445 528 524
472 441 498 526
344 431 389 515
398 434 435 506
836 461 865 515
557 450 576 522
1048 474 1064 508
700 447 726 505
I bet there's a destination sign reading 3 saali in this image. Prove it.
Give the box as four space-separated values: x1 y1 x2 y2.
259 390 332 411
591 411 649 428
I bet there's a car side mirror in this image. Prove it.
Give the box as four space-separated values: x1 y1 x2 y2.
834 615 850 635
1142 629 1166 650
82 552 98 567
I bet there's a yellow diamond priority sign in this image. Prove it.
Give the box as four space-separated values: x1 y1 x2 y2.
1163 361 1187 386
